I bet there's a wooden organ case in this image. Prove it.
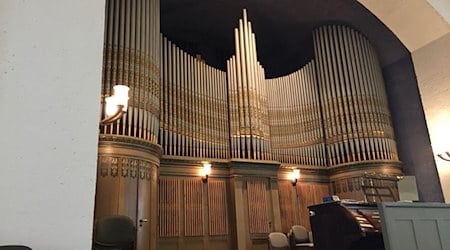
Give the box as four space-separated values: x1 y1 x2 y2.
308 201 385 250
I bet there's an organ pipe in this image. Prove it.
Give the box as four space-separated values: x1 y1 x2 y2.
266 62 325 166
157 12 398 168
100 0 161 144
227 9 271 160
159 37 230 158
313 25 398 165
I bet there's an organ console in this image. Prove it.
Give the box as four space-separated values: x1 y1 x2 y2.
308 201 385 250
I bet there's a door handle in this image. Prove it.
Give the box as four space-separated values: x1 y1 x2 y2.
139 218 149 227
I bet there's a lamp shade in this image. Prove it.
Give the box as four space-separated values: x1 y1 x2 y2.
293 169 300 179
201 163 212 176
113 85 130 111
105 96 119 117
288 169 300 182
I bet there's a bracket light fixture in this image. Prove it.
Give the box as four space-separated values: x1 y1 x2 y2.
201 163 212 183
437 151 450 162
289 169 301 186
100 85 130 125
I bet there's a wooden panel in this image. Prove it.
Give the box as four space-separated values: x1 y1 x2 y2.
209 238 230 250
184 238 204 250
313 183 330 204
95 156 121 218
208 179 229 235
297 183 329 230
247 178 269 234
159 177 180 237
279 181 295 233
158 240 178 250
95 156 138 222
297 183 314 230
252 239 269 250
184 179 203 236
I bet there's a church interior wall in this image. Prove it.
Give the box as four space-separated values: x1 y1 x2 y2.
1 0 450 249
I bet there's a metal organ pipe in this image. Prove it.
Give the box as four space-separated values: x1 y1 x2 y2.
156 12 398 169
100 0 160 144
312 25 398 166
265 63 325 166
226 9 272 160
159 37 230 159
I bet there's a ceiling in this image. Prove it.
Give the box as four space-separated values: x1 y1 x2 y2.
161 0 409 78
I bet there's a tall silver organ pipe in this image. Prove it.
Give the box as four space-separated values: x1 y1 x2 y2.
157 11 398 168
266 61 325 166
227 9 271 160
100 0 160 144
159 37 230 158
313 25 398 165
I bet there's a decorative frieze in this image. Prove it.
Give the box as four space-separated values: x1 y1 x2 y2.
98 155 153 181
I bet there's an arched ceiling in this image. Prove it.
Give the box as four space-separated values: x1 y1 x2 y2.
358 0 450 52
161 0 409 78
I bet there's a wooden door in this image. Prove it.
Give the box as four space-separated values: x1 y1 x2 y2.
136 162 151 250
246 177 274 250
95 156 158 250
136 161 158 250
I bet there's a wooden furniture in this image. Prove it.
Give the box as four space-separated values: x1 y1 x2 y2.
308 201 384 250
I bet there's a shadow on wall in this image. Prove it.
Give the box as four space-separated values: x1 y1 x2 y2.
383 55 444 202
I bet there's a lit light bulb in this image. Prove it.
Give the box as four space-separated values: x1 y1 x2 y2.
201 163 212 176
105 96 119 117
289 169 300 186
113 85 130 111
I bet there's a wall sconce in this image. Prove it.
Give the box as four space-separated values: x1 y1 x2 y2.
437 151 450 162
100 85 130 125
201 163 212 183
288 169 301 186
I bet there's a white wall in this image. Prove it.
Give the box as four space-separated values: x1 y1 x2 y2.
0 1 105 249
358 0 450 52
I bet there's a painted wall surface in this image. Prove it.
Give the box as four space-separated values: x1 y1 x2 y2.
0 1 105 249
358 0 450 52
359 0 450 202
383 56 444 202
427 0 450 24
412 32 450 202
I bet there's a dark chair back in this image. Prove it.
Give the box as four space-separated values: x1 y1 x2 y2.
0 246 32 250
94 215 136 250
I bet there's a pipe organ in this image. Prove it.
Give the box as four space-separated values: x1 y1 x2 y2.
227 10 271 160
266 61 326 166
100 0 161 143
157 11 398 167
96 6 403 250
159 38 230 159
313 25 398 166
96 1 161 249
